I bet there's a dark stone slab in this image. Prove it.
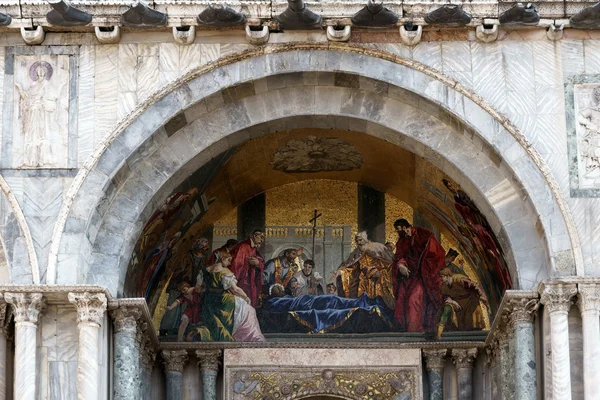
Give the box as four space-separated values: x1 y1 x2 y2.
499 2 540 26
351 0 399 28
122 1 167 28
237 193 266 241
0 13 11 26
46 0 92 27
570 2 600 29
358 184 386 244
275 0 322 30
424 4 471 26
197 4 245 27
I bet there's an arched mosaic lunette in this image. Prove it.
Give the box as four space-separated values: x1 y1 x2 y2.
0 174 39 284
47 47 577 294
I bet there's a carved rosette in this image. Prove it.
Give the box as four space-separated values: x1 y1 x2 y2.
422 349 447 371
67 292 107 326
162 350 188 373
505 297 539 328
4 292 45 324
452 348 478 369
196 349 222 371
539 283 577 314
577 283 600 314
110 306 141 334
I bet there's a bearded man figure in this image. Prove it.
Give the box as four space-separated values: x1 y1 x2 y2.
335 231 395 310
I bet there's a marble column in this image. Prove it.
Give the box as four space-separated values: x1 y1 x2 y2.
140 335 156 400
485 344 499 400
577 283 600 400
111 306 142 400
196 349 222 400
162 350 188 400
0 301 8 400
68 292 107 400
136 321 148 400
423 349 447 400
540 282 577 400
506 297 539 400
453 348 477 400
4 292 45 400
496 326 513 400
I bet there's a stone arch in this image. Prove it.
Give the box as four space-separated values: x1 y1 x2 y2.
47 46 579 295
0 175 39 284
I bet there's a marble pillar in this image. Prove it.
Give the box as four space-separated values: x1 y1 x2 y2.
485 345 499 400
68 292 107 400
423 349 447 400
4 292 45 400
136 322 148 400
0 301 7 400
497 326 513 400
140 335 156 400
111 306 142 400
196 349 222 400
577 283 600 400
506 297 539 400
162 350 188 400
540 283 577 400
453 348 477 400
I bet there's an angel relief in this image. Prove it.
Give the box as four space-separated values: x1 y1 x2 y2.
576 85 600 187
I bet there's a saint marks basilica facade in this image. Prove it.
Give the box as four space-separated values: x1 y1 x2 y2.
0 0 599 399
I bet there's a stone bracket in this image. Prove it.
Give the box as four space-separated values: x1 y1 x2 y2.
475 23 498 42
172 25 195 45
546 23 564 40
326 25 351 42
95 26 121 44
20 25 45 45
399 23 422 46
245 24 270 45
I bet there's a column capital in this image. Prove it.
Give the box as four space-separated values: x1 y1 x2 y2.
577 283 600 313
484 344 499 367
68 292 107 326
4 292 45 323
140 336 156 371
162 349 188 373
135 321 148 346
539 283 577 314
0 301 8 336
110 306 141 334
505 297 539 327
196 349 222 371
422 348 447 371
452 348 478 369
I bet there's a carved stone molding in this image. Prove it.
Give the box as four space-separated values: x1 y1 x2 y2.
577 283 600 313
0 302 7 337
505 297 539 328
452 348 478 369
485 345 499 367
110 306 141 334
539 283 577 314
226 367 418 399
162 349 188 373
4 292 45 324
136 321 148 347
68 292 107 326
196 349 222 371
422 349 447 371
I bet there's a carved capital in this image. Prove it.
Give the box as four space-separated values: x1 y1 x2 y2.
577 283 600 313
452 348 478 369
505 297 539 328
136 321 148 346
162 349 188 373
422 349 447 371
539 283 577 314
68 292 107 326
110 306 141 334
4 292 45 324
140 336 156 370
196 349 222 371
485 344 499 367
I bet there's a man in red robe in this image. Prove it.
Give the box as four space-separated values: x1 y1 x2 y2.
229 230 265 307
393 219 446 333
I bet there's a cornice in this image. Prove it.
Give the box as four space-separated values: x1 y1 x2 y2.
0 285 112 305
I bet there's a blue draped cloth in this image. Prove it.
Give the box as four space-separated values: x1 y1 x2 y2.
263 293 394 333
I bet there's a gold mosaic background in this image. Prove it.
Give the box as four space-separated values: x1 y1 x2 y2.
385 194 413 245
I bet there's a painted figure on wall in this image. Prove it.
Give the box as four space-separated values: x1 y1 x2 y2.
141 231 182 299
263 248 301 293
293 259 324 296
229 230 266 307
190 250 266 342
207 238 238 265
393 219 446 333
165 280 204 342
336 231 396 310
435 268 488 339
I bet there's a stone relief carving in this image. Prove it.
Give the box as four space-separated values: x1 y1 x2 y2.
13 55 69 169
270 136 363 172
351 0 399 28
68 292 108 326
574 85 600 188
227 367 417 400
